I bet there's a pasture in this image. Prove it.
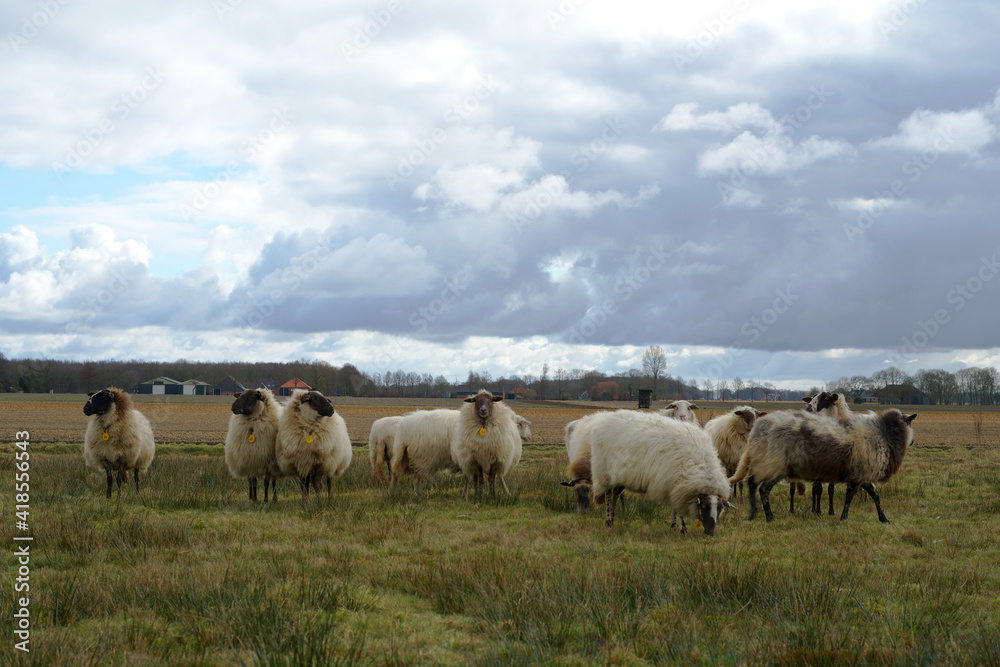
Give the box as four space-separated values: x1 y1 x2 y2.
2 396 999 665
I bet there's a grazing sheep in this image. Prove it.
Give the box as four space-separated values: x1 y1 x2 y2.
658 400 701 424
390 409 462 492
369 415 403 484
83 387 155 499
729 409 916 523
275 390 350 500
225 389 284 502
590 411 730 535
560 410 639 514
802 392 876 515
451 389 522 499
704 406 766 499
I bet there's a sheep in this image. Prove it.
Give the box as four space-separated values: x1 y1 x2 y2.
274 390 351 500
729 409 916 523
559 410 629 514
589 410 731 535
83 387 155 499
451 389 522 499
390 409 462 493
703 406 766 499
225 389 284 502
369 415 403 484
658 400 701 424
801 392 877 515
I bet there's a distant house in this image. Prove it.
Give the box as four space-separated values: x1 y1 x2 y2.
215 376 247 396
578 391 590 401
876 383 929 405
591 381 620 401
505 386 527 400
251 378 278 393
857 391 879 404
180 379 212 396
279 377 311 396
137 377 183 395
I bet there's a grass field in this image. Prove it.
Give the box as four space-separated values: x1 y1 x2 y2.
2 396 1000 665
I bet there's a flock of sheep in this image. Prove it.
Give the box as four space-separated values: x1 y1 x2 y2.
81 387 917 536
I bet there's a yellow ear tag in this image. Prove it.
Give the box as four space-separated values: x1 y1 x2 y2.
102 431 109 441
248 433 255 443
306 434 314 444
695 520 703 529
479 427 486 436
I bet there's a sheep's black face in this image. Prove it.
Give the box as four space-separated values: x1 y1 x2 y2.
697 495 723 537
301 391 334 418
84 389 114 416
465 390 500 420
231 390 264 416
559 479 592 514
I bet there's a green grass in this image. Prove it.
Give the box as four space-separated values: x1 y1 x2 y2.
2 445 999 665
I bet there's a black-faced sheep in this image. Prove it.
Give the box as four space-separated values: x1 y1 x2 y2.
390 409 462 492
451 389 522 499
83 387 155 499
369 415 403 484
225 389 284 502
729 409 916 523
275 390 351 500
590 411 730 535
703 406 766 499
802 391 876 515
658 400 701 424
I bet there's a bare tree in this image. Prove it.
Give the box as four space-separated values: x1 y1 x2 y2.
642 345 667 400
732 376 745 402
718 379 729 401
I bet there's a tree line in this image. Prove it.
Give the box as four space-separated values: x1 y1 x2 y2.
823 365 1000 406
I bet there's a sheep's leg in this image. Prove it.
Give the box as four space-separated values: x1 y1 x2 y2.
461 476 469 500
811 482 822 515
499 476 511 497
860 483 889 523
738 481 744 499
789 482 796 514
679 517 687 535
116 469 125 498
312 473 322 495
325 476 331 498
759 480 777 523
605 486 624 527
300 476 309 501
747 477 759 520
104 463 114 499
135 469 140 495
827 483 835 516
840 483 859 521
248 477 256 502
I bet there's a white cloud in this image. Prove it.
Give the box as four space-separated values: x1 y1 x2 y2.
868 107 997 155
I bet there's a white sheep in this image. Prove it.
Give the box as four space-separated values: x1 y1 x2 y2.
590 410 730 535
83 387 155 499
560 410 636 513
225 389 284 502
390 409 462 492
275 390 351 500
658 400 701 424
703 406 766 499
729 409 916 523
451 389 522 499
369 415 403 484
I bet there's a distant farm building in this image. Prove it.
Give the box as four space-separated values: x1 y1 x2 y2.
215 376 247 396
251 378 278 393
505 386 527 400
137 377 183 395
181 379 212 396
279 377 312 396
591 381 621 401
638 389 653 409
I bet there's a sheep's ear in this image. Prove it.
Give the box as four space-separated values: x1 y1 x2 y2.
689 403 700 410
234 391 243 398
87 392 96 397
801 397 812 403
463 396 476 403
491 395 503 402
904 413 917 423
734 409 746 416
560 480 581 487
665 402 676 408
757 410 768 417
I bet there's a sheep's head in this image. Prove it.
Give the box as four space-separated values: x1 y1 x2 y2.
231 390 268 416
693 494 726 537
294 390 334 420
84 387 126 417
516 416 532 441
804 391 841 414
662 400 700 423
559 478 592 514
465 389 501 421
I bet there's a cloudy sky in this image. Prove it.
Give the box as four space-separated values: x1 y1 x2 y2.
2 0 998 388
